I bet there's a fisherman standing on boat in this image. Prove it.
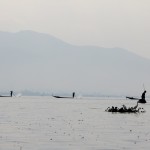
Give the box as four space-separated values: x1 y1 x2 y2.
10 91 13 97
72 92 75 98
138 90 146 103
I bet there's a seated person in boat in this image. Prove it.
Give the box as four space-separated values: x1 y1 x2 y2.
138 90 146 103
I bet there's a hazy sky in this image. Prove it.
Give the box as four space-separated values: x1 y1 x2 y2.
0 0 150 58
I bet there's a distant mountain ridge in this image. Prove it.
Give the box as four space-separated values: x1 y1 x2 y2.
0 30 150 95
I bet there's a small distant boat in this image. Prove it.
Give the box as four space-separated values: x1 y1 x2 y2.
0 91 14 97
0 95 12 97
126 96 146 103
52 96 73 98
52 92 75 99
126 97 139 100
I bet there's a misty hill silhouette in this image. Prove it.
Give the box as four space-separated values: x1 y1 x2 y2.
0 30 149 94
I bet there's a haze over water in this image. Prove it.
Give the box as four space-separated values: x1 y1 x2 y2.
0 1 150 149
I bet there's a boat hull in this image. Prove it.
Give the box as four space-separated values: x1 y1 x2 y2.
0 96 11 97
52 96 73 98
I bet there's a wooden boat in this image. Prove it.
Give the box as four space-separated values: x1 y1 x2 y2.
0 95 12 97
0 91 14 97
52 96 73 98
52 92 75 99
126 97 139 100
126 96 146 103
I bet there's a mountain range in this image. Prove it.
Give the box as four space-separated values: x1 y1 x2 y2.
0 30 150 96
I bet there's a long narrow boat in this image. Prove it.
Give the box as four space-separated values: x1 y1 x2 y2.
52 96 73 98
126 96 146 103
126 97 139 100
0 91 13 97
52 92 75 99
0 95 11 97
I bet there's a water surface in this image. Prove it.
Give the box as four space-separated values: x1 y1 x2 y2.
0 96 149 150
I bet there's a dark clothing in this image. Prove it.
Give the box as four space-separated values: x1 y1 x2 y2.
138 91 146 103
72 92 75 98
141 92 145 100
10 91 13 97
138 99 146 103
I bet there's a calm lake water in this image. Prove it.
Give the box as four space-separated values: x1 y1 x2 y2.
0 96 150 150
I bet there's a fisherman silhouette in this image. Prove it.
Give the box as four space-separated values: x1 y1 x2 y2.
10 91 13 97
138 90 146 103
72 92 75 98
